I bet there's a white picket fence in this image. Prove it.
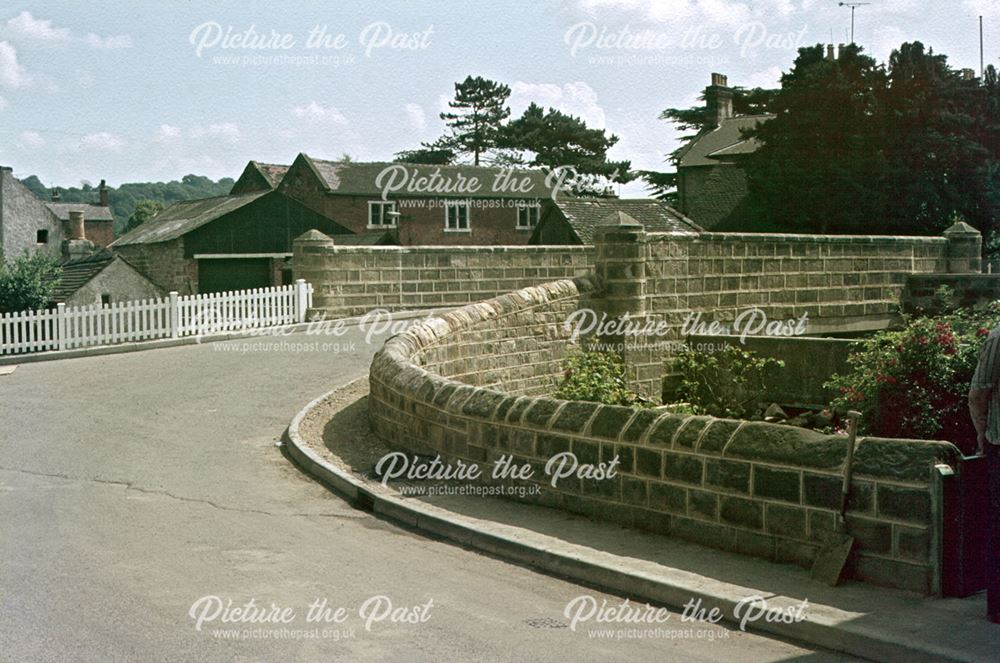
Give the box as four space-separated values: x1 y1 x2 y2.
0 280 313 356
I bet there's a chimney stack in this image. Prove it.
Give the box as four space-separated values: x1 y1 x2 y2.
99 179 108 207
62 210 96 260
961 68 976 81
69 210 86 240
705 73 734 127
838 43 845 59
826 44 835 60
51 190 61 202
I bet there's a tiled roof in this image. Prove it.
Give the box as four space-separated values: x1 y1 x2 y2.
110 191 268 246
45 202 114 222
50 250 115 302
302 155 551 200
678 115 774 168
553 198 701 243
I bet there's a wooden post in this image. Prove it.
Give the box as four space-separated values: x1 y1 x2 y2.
295 279 309 323
169 292 179 338
56 303 66 351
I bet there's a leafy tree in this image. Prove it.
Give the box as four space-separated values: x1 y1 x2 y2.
435 76 512 165
502 103 632 183
743 42 998 236
399 75 634 190
394 147 455 164
0 252 61 313
743 44 886 233
123 199 165 234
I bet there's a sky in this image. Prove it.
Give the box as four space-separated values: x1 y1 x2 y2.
0 0 995 196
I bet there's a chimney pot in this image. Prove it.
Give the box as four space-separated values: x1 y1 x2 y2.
69 210 86 240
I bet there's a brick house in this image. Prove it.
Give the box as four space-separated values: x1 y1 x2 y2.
676 74 773 230
0 166 67 261
44 180 115 248
111 190 352 294
277 154 553 246
529 198 701 244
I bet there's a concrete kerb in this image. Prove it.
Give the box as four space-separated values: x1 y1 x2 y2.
0 309 445 367
284 380 970 663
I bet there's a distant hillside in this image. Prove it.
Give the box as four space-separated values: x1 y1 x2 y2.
20 174 235 236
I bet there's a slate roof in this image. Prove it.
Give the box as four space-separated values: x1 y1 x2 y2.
252 162 289 188
301 155 551 200
50 250 115 302
549 198 701 243
45 202 114 222
678 115 774 168
111 191 268 246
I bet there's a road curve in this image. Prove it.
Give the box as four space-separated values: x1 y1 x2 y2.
0 328 852 662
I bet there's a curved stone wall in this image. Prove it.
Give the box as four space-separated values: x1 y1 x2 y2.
369 278 963 594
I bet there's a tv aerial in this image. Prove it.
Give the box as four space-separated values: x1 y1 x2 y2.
839 2 871 44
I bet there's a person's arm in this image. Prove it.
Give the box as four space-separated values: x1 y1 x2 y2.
970 388 991 454
969 333 1000 455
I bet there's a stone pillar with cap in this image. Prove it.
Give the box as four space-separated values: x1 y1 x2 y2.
592 212 660 397
943 220 982 274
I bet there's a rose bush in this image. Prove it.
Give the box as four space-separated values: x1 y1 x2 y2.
826 300 1000 451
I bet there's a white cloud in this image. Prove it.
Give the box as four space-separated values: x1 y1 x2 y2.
5 11 133 50
16 130 44 149
5 11 70 42
509 81 607 128
291 101 348 124
154 124 181 142
743 65 783 89
403 102 426 130
0 41 30 87
79 131 125 152
83 33 133 50
190 122 241 143
963 0 997 15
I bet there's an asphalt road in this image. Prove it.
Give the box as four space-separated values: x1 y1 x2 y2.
0 327 856 662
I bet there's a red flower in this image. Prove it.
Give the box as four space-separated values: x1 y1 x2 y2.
978 327 990 337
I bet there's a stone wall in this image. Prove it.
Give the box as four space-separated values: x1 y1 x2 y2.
678 164 750 230
0 166 66 261
114 239 198 295
603 226 954 396
369 278 962 594
294 232 593 319
66 258 165 307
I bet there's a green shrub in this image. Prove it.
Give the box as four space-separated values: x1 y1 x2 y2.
555 348 647 407
826 302 1000 447
667 344 784 418
0 252 61 313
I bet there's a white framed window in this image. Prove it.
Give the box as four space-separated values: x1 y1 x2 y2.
517 204 540 229
444 201 471 232
368 201 398 228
